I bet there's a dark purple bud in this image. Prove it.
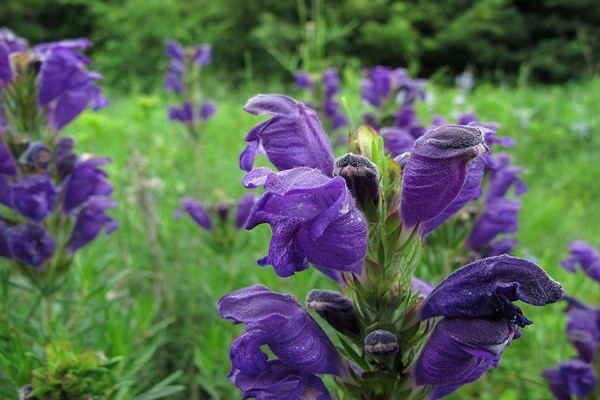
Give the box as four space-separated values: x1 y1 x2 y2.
467 198 520 250
235 193 256 230
240 94 334 175
295 71 313 90
193 44 212 66
421 255 563 327
0 138 17 176
19 141 51 170
561 241 600 283
401 125 489 229
174 197 212 230
364 330 399 357
12 174 58 221
543 360 596 399
306 289 360 336
424 158 485 235
9 222 55 267
415 317 519 399
62 157 113 213
199 101 216 121
215 201 233 223
218 285 343 375
243 167 367 277
229 360 332 400
333 153 379 213
68 197 117 252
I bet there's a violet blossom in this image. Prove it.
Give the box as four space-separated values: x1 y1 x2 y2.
561 241 600 283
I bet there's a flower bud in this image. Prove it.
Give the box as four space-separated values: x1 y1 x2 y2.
19 141 51 171
333 153 380 214
306 289 360 336
364 330 399 357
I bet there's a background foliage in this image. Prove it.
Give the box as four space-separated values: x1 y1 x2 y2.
2 0 599 89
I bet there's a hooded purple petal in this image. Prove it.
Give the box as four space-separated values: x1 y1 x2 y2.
420 255 563 327
561 241 600 283
401 125 489 228
175 197 213 230
9 222 55 268
12 174 58 221
423 158 485 235
543 360 596 400
62 157 113 213
193 44 212 66
241 94 334 175
165 39 185 61
229 360 332 400
67 197 117 252
243 167 367 277
414 318 518 399
487 159 527 200
0 27 28 53
218 285 342 376
467 198 520 250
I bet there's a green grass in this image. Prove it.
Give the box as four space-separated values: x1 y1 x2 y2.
1 75 599 399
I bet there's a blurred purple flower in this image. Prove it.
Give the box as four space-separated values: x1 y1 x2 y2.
561 241 600 283
218 285 343 376
235 193 256 230
467 198 520 251
199 101 216 121
401 125 488 229
487 156 527 200
193 44 212 66
0 138 17 176
67 197 117 252
243 167 367 277
485 237 519 257
543 360 596 400
322 68 340 98
563 296 600 363
9 222 55 267
12 174 58 221
0 27 28 53
62 157 113 213
165 39 185 61
240 94 334 175
168 102 193 124
175 197 213 230
295 71 313 90
0 42 13 85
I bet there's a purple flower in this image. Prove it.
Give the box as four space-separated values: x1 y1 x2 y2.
0 138 17 176
165 39 185 61
0 27 28 53
218 285 343 376
295 71 313 90
37 44 107 131
168 102 194 124
67 197 117 252
243 167 367 277
165 59 184 93
561 241 600 283
415 318 520 399
229 360 332 400
467 198 520 251
485 237 519 257
401 125 489 229
563 296 600 363
12 174 58 221
199 101 216 121
240 94 334 175
9 222 55 268
487 156 527 200
62 157 113 213
412 277 434 298
380 127 415 157
543 360 596 400
423 158 485 235
322 68 340 98
0 42 13 85
235 193 256 230
420 255 563 327
193 44 212 66
175 197 213 230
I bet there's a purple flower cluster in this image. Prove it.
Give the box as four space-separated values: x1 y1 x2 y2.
0 27 107 132
0 136 116 269
543 243 600 399
295 68 349 132
164 39 216 131
219 285 342 399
